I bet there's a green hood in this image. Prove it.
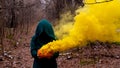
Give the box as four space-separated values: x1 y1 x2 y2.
35 19 56 40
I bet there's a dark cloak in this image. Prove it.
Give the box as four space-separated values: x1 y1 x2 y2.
30 19 59 68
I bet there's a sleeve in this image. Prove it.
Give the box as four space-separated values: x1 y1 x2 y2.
52 52 59 59
30 22 43 58
30 35 38 58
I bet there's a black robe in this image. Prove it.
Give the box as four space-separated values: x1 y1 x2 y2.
30 19 59 68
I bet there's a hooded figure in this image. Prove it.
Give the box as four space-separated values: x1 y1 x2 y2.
30 19 59 68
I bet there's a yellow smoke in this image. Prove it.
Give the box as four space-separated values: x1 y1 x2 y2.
54 11 74 39
38 0 120 57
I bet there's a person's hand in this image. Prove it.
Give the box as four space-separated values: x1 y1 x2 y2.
37 49 54 59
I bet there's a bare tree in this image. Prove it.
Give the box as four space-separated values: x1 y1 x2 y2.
0 0 5 58
44 0 84 22
0 0 41 57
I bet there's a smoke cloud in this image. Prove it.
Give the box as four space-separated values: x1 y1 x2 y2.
38 0 120 57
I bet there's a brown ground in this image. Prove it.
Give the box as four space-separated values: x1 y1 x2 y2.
0 40 120 68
